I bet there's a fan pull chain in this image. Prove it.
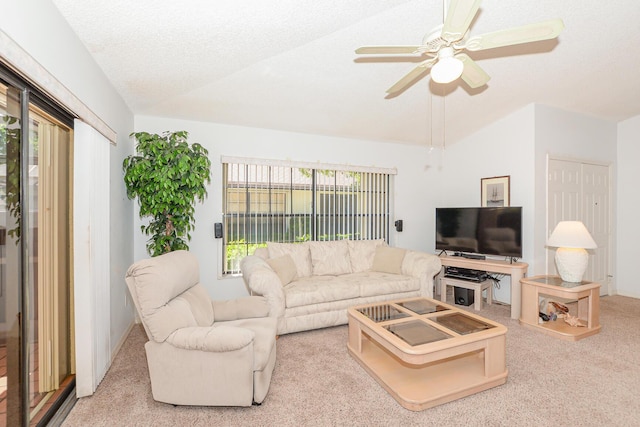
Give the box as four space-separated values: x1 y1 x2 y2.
442 86 446 151
429 92 433 151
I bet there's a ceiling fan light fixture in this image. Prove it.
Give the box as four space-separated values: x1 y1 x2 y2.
356 3 564 94
431 51 464 84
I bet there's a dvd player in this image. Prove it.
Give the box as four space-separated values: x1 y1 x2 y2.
444 266 489 282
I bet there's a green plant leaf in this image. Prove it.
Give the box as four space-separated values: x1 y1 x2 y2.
124 131 212 256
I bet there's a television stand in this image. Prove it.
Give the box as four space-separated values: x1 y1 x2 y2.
438 254 528 320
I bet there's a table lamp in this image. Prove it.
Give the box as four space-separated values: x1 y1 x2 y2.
546 221 597 283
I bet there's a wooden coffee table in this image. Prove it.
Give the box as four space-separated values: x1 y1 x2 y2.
347 297 508 411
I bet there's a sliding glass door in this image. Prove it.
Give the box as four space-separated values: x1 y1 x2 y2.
1 80 23 427
1 69 74 427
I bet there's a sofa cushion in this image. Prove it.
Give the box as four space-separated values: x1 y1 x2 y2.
284 276 360 308
253 247 269 260
308 240 352 276
352 272 420 297
266 254 298 285
347 239 386 273
284 272 420 308
371 246 406 275
267 242 312 278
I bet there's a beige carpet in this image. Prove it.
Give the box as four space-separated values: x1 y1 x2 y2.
62 295 640 427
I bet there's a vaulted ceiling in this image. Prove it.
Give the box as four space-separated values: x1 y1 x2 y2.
52 0 640 146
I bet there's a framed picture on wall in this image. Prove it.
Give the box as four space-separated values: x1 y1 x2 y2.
481 175 510 207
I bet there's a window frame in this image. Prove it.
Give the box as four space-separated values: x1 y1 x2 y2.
221 158 396 275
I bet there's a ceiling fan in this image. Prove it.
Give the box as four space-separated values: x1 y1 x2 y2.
355 0 564 94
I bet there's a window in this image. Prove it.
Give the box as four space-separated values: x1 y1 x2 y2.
222 158 395 274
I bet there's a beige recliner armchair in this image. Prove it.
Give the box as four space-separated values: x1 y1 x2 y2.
125 250 277 406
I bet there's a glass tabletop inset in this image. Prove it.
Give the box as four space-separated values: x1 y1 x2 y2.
431 313 495 335
397 299 448 315
527 276 589 289
384 320 452 346
357 304 409 322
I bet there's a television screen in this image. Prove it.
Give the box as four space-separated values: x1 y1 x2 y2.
435 207 522 258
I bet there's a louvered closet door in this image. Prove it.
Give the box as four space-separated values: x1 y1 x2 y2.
547 158 610 295
581 163 610 294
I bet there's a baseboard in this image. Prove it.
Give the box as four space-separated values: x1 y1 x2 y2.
611 291 640 299
110 321 136 363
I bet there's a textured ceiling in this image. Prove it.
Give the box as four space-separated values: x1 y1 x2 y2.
52 0 640 146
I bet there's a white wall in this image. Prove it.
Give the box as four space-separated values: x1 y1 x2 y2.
419 103 618 304
134 116 438 299
617 114 640 298
142 103 612 306
1 1 136 354
534 105 617 291
423 104 536 304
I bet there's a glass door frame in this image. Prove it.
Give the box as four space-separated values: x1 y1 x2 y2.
1 68 29 426
1 63 75 427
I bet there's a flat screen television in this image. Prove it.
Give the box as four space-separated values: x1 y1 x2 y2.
435 207 522 258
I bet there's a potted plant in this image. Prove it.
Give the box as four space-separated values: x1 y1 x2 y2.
123 130 212 256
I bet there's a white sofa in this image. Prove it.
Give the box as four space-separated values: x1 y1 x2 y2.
240 240 442 335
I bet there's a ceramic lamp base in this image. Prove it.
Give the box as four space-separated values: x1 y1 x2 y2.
555 247 588 283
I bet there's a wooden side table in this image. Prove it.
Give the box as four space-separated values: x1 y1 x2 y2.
519 275 601 341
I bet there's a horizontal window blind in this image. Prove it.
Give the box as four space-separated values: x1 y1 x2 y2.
222 160 392 274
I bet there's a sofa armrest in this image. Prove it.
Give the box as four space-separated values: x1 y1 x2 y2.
212 296 270 321
166 325 254 352
240 255 286 319
401 251 443 298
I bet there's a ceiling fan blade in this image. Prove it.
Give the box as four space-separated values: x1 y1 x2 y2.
464 19 565 51
386 59 436 94
457 53 490 88
441 0 482 43
355 46 422 54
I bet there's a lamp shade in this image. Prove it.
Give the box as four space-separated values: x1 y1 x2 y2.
547 221 597 249
431 47 463 84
